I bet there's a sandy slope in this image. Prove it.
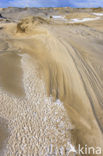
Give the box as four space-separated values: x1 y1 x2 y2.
0 10 103 156
0 53 74 156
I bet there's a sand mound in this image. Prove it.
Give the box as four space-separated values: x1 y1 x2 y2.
17 16 50 33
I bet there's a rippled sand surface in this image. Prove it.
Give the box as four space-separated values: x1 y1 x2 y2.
0 8 103 156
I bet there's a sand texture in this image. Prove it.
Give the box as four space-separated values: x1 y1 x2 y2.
0 7 103 156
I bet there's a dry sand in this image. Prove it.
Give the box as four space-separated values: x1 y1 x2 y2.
0 8 103 156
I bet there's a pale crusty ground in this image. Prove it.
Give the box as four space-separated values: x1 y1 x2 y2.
0 10 103 156
0 53 75 156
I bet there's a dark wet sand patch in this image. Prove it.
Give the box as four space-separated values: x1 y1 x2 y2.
0 40 8 51
0 117 10 156
0 51 25 97
0 27 3 30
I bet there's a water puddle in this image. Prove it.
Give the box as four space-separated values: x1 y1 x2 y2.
69 17 100 23
0 51 25 97
52 15 66 21
51 15 101 24
93 13 103 16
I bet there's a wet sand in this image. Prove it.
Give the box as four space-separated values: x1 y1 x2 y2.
0 52 25 97
0 117 9 156
0 8 103 156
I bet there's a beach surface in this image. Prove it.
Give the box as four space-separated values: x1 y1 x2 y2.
0 7 103 156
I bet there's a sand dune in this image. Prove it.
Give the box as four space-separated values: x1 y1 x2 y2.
0 8 103 156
